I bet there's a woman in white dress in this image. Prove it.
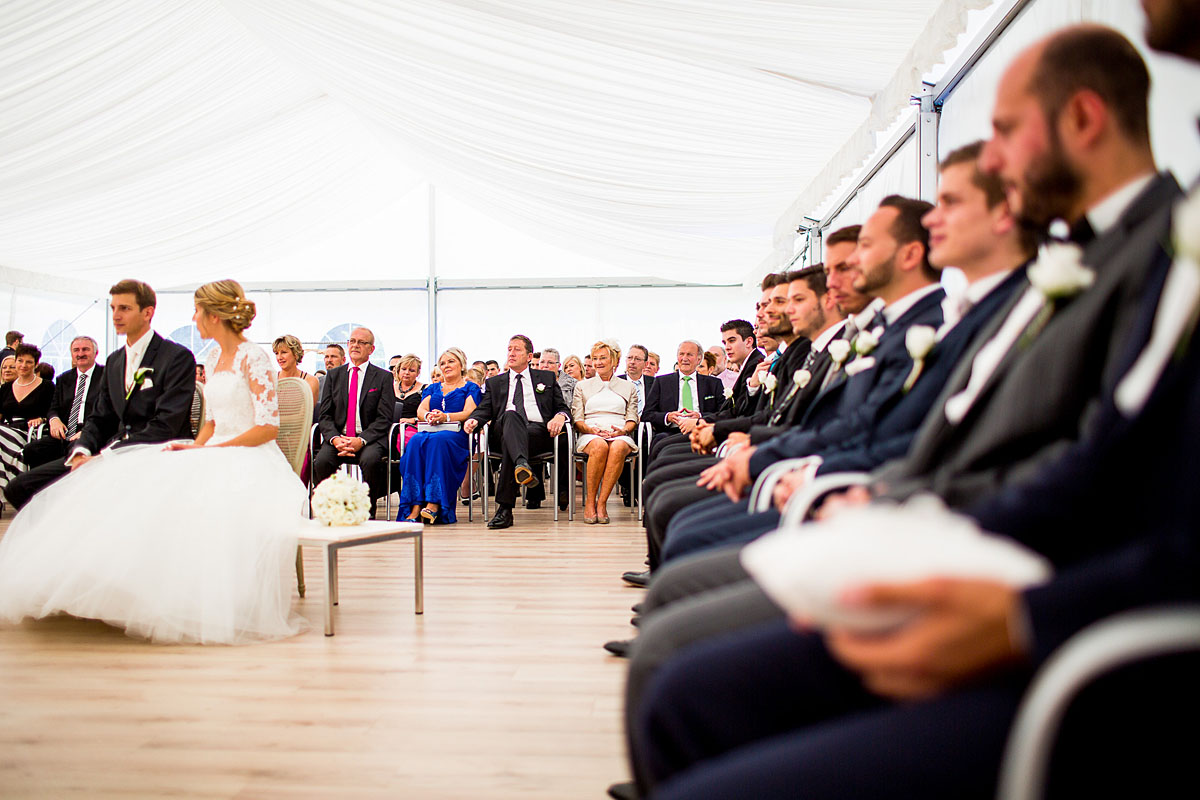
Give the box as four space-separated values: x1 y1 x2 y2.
0 280 308 645
570 340 639 524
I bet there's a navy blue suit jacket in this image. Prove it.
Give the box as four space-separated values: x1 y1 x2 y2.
748 286 945 477
817 268 1027 475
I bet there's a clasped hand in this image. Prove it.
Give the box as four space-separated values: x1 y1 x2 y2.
696 445 755 501
331 435 364 456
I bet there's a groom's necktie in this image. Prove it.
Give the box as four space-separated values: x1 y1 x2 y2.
345 365 359 437
680 375 694 412
512 374 528 422
67 371 87 437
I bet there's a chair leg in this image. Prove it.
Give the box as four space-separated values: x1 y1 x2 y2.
322 545 335 636
295 546 306 597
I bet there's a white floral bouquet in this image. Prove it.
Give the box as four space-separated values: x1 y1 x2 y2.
311 473 371 527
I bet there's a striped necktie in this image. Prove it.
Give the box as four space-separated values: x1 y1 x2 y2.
67 371 87 437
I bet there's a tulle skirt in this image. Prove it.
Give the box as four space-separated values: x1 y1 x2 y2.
0 443 309 644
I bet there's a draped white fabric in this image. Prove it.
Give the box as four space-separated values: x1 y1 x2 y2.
1 0 985 288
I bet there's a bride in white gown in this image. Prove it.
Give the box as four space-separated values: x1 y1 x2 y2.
0 280 308 644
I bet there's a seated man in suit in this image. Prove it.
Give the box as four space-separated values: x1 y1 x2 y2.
21 336 105 469
616 344 655 505
313 328 396 518
628 24 1188 799
464 335 571 530
5 280 195 510
641 341 724 464
538 346 575 511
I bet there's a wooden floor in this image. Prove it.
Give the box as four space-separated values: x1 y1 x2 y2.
0 497 646 798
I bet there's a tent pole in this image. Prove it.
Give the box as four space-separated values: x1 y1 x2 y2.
427 184 438 371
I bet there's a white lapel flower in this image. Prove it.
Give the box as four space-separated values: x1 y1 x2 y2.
1028 242 1094 300
535 382 546 393
723 386 734 400
126 367 154 399
827 340 852 371
853 328 880 356
902 325 937 393
793 369 812 389
762 372 778 394
1175 189 1200 263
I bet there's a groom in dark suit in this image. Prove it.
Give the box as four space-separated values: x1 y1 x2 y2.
313 327 396 516
465 335 571 529
5 280 195 510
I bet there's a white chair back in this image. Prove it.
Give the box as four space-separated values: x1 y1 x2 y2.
276 377 314 477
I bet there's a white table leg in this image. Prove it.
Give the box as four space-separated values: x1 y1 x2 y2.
322 545 335 636
414 532 424 614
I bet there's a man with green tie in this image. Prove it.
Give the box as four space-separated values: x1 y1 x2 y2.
642 340 725 464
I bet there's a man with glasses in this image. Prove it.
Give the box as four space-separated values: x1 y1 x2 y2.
313 327 396 517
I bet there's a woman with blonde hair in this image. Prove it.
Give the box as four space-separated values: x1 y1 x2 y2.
571 340 638 524
273 335 319 405
392 354 426 451
0 355 16 385
563 354 584 382
0 279 308 644
397 347 480 525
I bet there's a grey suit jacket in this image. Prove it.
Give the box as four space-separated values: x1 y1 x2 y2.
875 172 1182 508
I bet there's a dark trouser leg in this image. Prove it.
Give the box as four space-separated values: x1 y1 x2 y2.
660 498 780 564
644 621 1025 799
625 577 783 789
523 423 553 504
492 411 529 508
358 441 387 507
21 436 68 470
4 457 73 510
649 432 687 466
312 442 342 486
641 544 748 616
646 477 721 570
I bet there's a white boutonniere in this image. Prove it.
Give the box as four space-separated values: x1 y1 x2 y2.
535 382 546 393
126 367 154 399
1021 241 1094 348
723 386 734 400
827 340 852 372
1027 241 1093 300
902 325 937 393
1173 190 1200 264
762 372 778 395
853 328 880 357
793 369 812 389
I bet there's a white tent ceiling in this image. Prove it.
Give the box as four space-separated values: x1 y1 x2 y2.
0 0 988 290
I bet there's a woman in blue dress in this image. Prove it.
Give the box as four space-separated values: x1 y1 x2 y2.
397 347 480 525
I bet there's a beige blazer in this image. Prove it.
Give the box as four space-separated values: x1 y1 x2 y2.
571 376 639 429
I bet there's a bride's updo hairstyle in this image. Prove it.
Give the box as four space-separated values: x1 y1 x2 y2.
195 280 256 334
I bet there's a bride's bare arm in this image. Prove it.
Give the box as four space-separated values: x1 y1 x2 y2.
208 423 278 448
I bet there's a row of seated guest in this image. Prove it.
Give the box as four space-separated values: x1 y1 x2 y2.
605 20 1200 800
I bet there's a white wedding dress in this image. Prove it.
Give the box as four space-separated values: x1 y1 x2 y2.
0 341 308 644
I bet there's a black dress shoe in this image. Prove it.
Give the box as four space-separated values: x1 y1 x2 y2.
603 639 633 658
525 499 542 510
621 569 650 588
607 780 640 800
623 495 632 507
630 614 641 627
487 506 514 529
631 603 642 614
558 497 569 512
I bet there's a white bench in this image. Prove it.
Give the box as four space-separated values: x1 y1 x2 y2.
297 519 424 636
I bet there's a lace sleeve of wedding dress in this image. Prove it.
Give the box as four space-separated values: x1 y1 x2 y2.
238 343 280 428
204 346 222 423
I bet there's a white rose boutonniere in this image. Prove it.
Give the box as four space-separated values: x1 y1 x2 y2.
902 325 937 393
126 367 154 400
793 369 812 390
723 386 734 400
853 328 880 357
762 372 778 395
827 340 852 372
1022 241 1094 348
535 382 546 393
1028 242 1093 300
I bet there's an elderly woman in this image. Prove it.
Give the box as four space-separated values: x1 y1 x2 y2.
0 344 53 502
571 340 638 524
397 347 480 525
392 354 426 451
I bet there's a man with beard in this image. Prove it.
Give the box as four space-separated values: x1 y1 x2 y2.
630 22 1190 800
